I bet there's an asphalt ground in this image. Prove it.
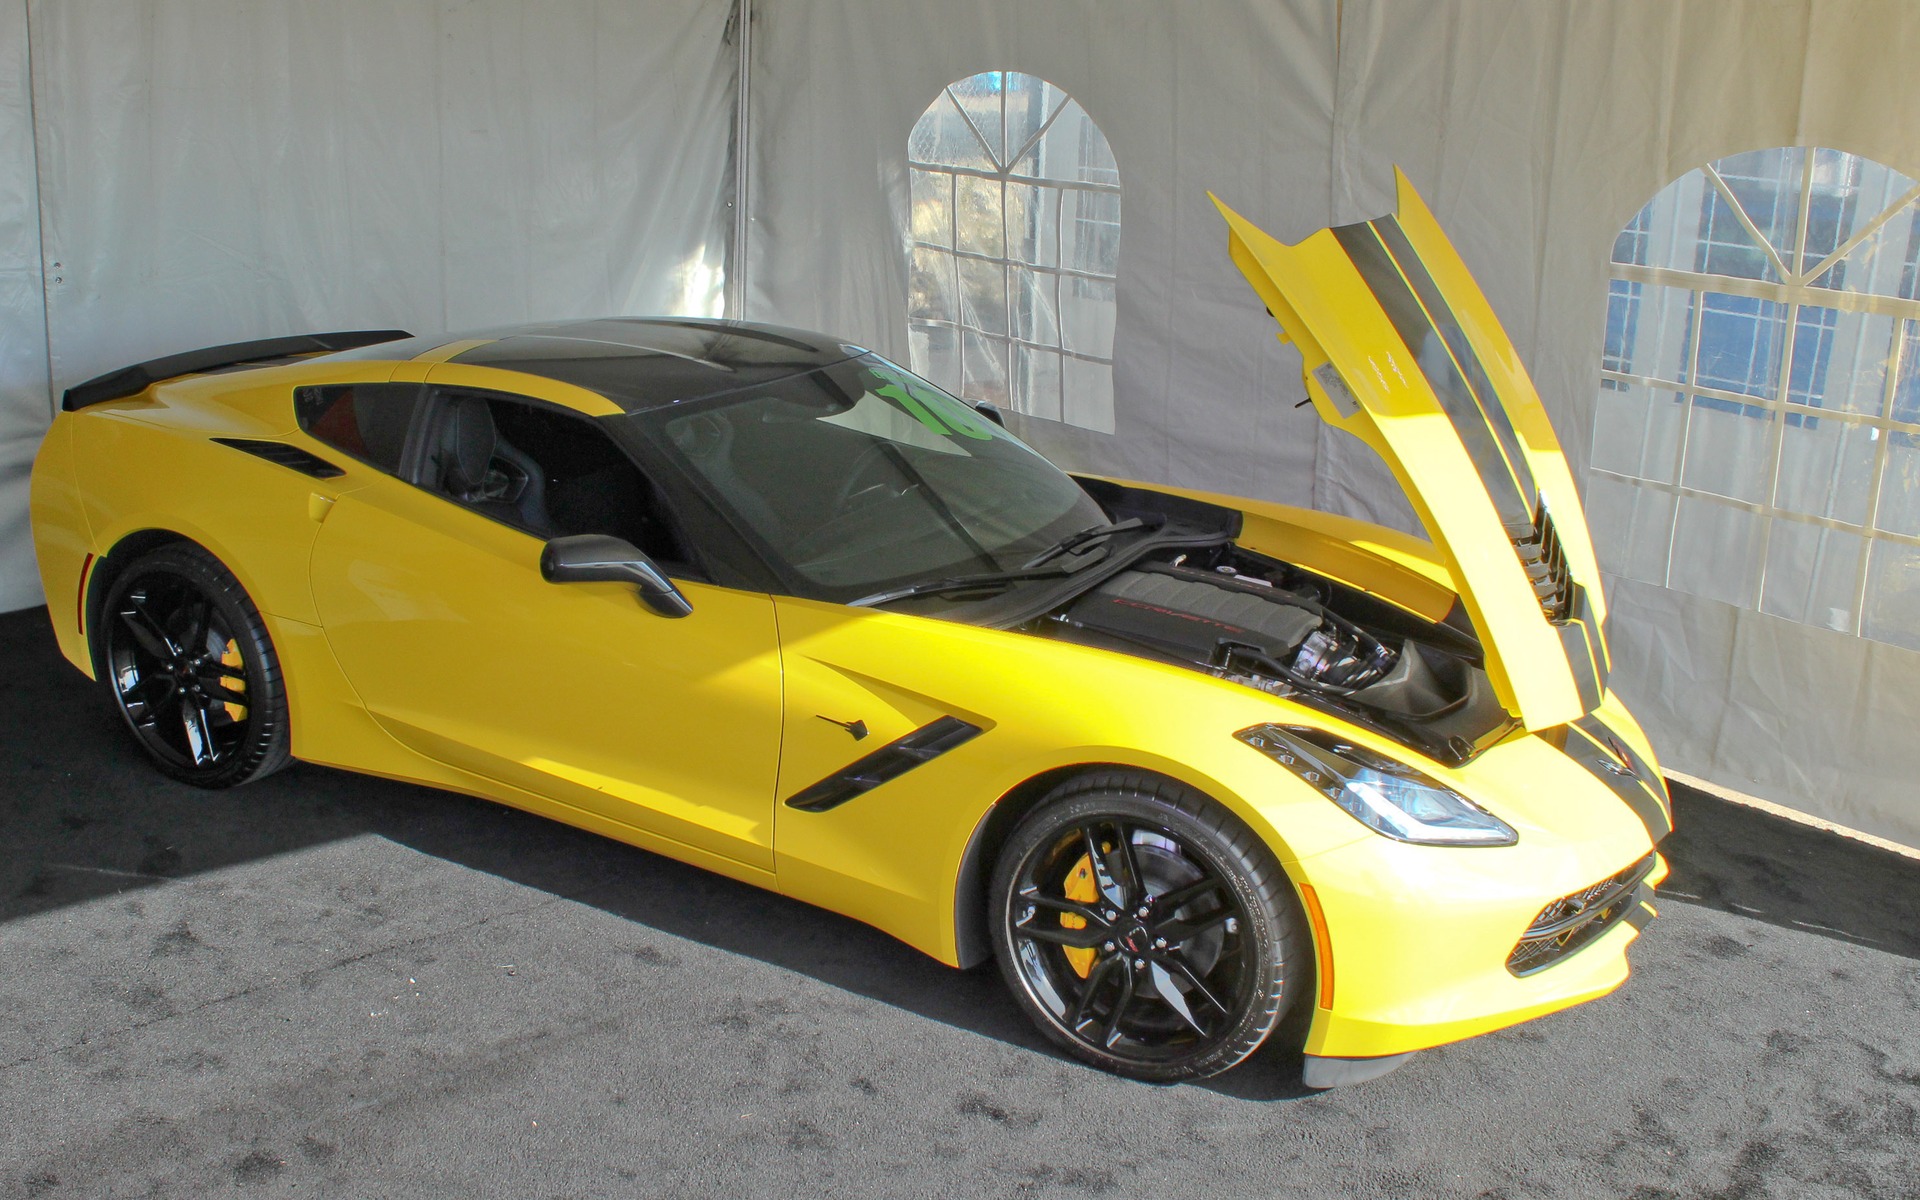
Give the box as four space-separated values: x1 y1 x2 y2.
2 603 1917 1200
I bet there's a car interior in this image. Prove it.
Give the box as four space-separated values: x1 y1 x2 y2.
298 383 687 568
424 393 687 566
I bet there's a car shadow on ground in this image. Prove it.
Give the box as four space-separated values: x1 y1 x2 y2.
1660 781 1920 960
7 605 1915 1108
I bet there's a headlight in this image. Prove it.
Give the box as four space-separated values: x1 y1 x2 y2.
1235 723 1518 847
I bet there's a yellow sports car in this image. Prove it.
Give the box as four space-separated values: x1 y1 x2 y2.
29 171 1668 1086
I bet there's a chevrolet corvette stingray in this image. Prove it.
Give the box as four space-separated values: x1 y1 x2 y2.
29 171 1670 1085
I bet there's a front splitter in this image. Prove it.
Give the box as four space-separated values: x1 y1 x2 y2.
1301 1051 1415 1088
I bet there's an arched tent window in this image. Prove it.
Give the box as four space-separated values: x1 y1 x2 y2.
1588 146 1920 649
906 72 1120 433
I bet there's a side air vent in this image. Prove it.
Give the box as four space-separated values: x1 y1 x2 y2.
784 716 985 812
1512 499 1575 623
211 438 346 480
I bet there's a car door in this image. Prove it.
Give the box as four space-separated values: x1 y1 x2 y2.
304 381 784 872
1214 169 1610 731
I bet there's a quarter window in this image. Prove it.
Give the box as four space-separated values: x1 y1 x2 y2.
295 384 424 474
906 71 1121 433
1588 146 1920 650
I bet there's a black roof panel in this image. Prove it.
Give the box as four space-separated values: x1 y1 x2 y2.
447 318 866 411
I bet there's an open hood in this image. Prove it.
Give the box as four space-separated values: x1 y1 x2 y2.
1214 170 1608 731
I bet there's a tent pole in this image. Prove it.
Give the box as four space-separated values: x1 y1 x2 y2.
726 0 752 320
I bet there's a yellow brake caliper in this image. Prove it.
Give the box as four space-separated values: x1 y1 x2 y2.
1059 854 1098 978
215 639 247 721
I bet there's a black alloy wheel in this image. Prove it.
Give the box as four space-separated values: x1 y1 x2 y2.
990 772 1306 1082
99 543 292 788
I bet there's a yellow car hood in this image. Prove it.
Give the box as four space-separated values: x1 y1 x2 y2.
1214 170 1607 732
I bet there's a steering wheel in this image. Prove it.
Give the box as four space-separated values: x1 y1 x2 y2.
785 446 928 570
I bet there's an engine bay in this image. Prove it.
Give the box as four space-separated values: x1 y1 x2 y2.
1037 540 1515 765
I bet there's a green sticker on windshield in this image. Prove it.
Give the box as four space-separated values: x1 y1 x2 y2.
867 362 994 440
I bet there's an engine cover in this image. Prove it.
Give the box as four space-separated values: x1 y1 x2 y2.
1059 569 1321 667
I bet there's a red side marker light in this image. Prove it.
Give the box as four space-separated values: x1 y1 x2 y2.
76 553 96 636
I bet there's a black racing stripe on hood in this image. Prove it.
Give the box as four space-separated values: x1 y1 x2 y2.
1330 218 1539 535
1566 715 1672 841
1557 591 1610 712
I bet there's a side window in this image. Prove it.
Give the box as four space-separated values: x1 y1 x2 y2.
422 392 688 567
295 384 425 473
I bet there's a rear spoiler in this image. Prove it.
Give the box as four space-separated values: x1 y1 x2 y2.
61 329 414 412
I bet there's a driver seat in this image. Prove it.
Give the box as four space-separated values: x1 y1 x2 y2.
430 396 551 535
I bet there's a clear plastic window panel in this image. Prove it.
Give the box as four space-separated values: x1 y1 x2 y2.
1590 147 1920 647
1590 384 1684 484
1582 474 1677 586
1863 541 1920 651
1787 307 1895 416
905 71 1119 434
1761 521 1865 632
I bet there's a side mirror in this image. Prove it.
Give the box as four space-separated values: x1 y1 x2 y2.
972 400 1006 428
540 533 693 618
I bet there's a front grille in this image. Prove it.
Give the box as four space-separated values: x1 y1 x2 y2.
1506 852 1656 976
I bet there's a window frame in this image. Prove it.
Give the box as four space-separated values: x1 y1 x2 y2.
906 71 1121 431
1592 146 1920 641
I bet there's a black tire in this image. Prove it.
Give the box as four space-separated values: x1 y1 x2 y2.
989 771 1305 1082
98 542 292 788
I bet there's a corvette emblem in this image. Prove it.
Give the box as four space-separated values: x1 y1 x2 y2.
1599 734 1636 777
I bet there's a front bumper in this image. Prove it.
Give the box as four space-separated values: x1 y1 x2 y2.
1294 827 1668 1061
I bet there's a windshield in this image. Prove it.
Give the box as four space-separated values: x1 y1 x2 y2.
625 354 1109 600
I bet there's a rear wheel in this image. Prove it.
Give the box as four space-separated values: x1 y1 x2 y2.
99 543 292 788
989 772 1306 1082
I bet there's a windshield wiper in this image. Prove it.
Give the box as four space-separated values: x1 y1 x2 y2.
847 567 1074 608
1020 517 1156 570
848 518 1162 608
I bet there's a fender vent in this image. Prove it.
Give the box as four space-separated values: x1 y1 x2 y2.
211 437 346 480
784 716 984 812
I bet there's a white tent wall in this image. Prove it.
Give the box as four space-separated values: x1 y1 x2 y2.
745 1 1341 523
0 0 50 614
0 0 736 605
744 0 1920 849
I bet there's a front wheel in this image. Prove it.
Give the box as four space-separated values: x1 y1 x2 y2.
988 772 1307 1082
98 542 292 788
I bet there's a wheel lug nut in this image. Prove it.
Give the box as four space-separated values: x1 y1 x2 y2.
1103 941 1115 952
1136 906 1150 918
1153 938 1167 950
1103 910 1117 922
1132 958 1145 969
